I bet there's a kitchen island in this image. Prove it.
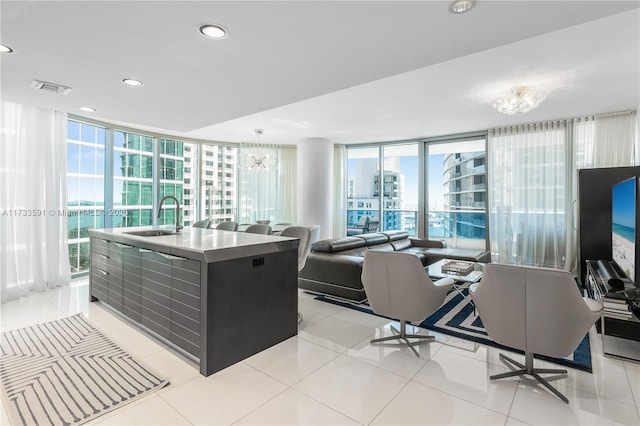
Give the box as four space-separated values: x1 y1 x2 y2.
88 226 299 376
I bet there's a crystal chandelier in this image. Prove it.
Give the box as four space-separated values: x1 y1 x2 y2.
244 129 270 171
490 86 547 115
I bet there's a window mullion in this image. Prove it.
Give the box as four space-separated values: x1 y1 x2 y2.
104 128 114 229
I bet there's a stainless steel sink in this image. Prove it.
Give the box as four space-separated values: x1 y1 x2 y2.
124 230 175 237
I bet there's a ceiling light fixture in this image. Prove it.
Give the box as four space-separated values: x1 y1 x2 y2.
0 44 13 53
490 86 548 115
199 24 228 39
245 129 270 171
79 107 96 112
449 0 476 14
122 78 143 86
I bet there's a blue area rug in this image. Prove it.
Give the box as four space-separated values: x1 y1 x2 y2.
315 290 592 373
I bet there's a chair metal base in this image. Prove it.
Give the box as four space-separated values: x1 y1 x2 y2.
492 352 569 403
370 320 434 357
297 312 303 325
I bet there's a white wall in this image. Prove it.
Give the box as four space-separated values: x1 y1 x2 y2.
297 138 333 239
636 104 640 165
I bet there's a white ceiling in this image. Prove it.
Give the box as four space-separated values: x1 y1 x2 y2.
1 1 639 145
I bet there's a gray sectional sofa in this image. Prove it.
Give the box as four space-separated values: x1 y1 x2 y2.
298 230 491 303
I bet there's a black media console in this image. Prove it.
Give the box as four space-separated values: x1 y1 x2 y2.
586 260 640 363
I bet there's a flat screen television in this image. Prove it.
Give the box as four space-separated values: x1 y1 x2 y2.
611 176 639 287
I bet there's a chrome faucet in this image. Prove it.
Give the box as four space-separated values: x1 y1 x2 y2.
158 195 183 233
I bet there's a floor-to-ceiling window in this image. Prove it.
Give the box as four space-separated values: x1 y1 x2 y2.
381 144 419 234
346 143 419 236
158 138 184 226
345 136 488 244
426 137 488 249
112 130 154 227
201 145 238 225
181 143 198 226
66 118 293 275
66 120 105 273
347 147 380 234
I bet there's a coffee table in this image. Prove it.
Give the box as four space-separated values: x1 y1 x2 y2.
426 259 484 310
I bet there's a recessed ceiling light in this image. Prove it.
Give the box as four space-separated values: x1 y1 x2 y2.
0 44 13 53
199 24 228 39
449 0 476 14
122 78 143 86
79 107 96 112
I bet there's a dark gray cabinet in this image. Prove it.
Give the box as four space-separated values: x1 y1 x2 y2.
89 230 298 377
90 239 202 357
140 249 173 340
107 242 124 312
170 256 201 357
90 238 109 302
122 245 142 323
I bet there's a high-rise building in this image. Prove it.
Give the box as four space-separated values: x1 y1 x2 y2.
182 144 238 226
442 151 486 240
347 157 405 232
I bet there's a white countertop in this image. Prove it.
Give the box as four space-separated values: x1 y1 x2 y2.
88 226 298 263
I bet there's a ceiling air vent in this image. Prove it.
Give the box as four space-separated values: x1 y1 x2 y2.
30 79 72 95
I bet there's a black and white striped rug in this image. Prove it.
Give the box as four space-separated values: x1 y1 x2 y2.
0 314 169 426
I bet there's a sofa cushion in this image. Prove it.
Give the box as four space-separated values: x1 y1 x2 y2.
367 243 395 252
311 237 365 253
354 233 389 245
299 253 364 289
390 239 412 251
382 230 409 241
338 247 369 257
425 248 492 264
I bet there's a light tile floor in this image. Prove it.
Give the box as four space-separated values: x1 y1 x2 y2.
1 278 639 426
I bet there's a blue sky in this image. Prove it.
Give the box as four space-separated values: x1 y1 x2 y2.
612 177 636 228
347 154 446 210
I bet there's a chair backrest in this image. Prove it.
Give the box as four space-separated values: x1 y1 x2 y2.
524 266 601 357
469 263 527 351
356 216 369 227
191 219 211 229
361 251 452 323
245 224 272 235
308 225 321 243
366 220 379 233
471 263 602 357
216 221 238 231
280 226 312 271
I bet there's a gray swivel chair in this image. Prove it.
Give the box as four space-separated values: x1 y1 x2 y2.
365 219 379 234
245 223 272 235
347 216 369 236
280 226 312 271
216 221 238 231
308 225 321 244
469 263 602 403
191 219 211 228
280 226 312 325
361 251 455 357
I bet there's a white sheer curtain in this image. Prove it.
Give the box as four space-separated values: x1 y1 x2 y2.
574 111 636 169
275 145 297 223
488 121 570 269
489 110 637 271
1 102 71 303
238 144 296 224
333 144 347 237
